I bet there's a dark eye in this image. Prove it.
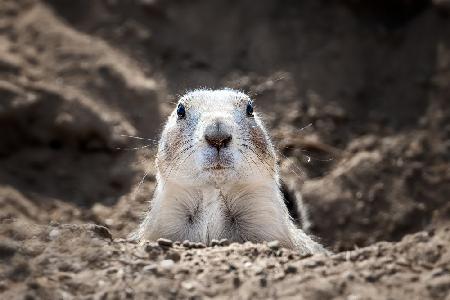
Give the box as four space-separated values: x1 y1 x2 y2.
246 101 254 117
177 103 186 119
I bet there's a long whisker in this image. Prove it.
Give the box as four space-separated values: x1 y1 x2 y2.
238 142 275 175
235 135 276 174
297 123 312 133
164 143 198 178
242 148 264 174
237 148 257 177
245 72 289 98
298 150 334 162
120 134 159 143
162 145 193 176
275 149 306 179
237 137 305 179
176 145 200 173
114 144 154 151
159 139 194 175
132 164 153 201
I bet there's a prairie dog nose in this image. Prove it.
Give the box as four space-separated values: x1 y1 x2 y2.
204 121 232 150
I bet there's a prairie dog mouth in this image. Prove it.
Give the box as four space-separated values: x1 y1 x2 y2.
204 164 232 171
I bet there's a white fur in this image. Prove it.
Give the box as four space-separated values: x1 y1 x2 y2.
131 89 326 255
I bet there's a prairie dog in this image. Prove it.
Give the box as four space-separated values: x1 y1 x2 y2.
131 89 326 254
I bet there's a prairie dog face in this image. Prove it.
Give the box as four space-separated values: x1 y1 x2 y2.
157 89 277 186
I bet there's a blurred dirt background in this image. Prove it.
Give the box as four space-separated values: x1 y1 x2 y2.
0 0 449 299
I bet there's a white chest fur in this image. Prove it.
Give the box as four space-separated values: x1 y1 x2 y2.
133 179 327 254
141 180 290 245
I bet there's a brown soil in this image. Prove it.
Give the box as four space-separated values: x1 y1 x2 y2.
0 0 449 299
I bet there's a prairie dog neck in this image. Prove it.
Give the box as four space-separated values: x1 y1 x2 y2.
141 178 295 247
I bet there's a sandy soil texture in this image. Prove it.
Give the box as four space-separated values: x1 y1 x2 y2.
0 0 449 299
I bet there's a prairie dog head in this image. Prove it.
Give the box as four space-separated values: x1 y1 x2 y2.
157 89 277 186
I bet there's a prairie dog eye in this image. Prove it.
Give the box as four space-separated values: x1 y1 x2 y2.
177 103 186 119
246 101 254 117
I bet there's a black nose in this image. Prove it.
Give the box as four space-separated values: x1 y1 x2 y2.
204 123 232 150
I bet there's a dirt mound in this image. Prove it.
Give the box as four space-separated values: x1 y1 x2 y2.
0 0 449 298
1 221 449 299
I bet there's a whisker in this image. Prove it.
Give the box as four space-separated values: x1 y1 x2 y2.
120 134 159 143
237 148 257 177
297 123 312 132
242 148 264 174
163 143 198 178
132 164 153 201
246 71 289 98
114 144 154 151
162 144 194 176
239 142 275 174
159 139 195 174
171 145 200 177
275 149 306 179
298 149 334 162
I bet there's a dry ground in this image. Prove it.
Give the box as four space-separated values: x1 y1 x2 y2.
0 0 449 299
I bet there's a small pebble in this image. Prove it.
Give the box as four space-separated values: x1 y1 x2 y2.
48 229 60 240
211 239 220 247
114 238 128 243
160 259 175 270
106 268 118 274
267 240 280 250
306 260 325 268
233 276 240 287
259 276 267 287
58 274 72 281
219 239 230 246
24 294 34 300
90 225 112 240
364 272 378 283
195 242 206 248
157 238 173 248
125 288 134 298
177 267 190 275
143 264 158 273
181 281 195 291
182 240 191 248
254 266 265 275
300 253 313 259
0 241 17 258
166 251 181 262
285 265 297 274
342 270 355 280
26 280 39 289
49 220 60 227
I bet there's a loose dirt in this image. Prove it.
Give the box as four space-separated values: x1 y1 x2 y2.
0 0 449 299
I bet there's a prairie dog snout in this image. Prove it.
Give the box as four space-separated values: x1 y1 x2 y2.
204 119 232 151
